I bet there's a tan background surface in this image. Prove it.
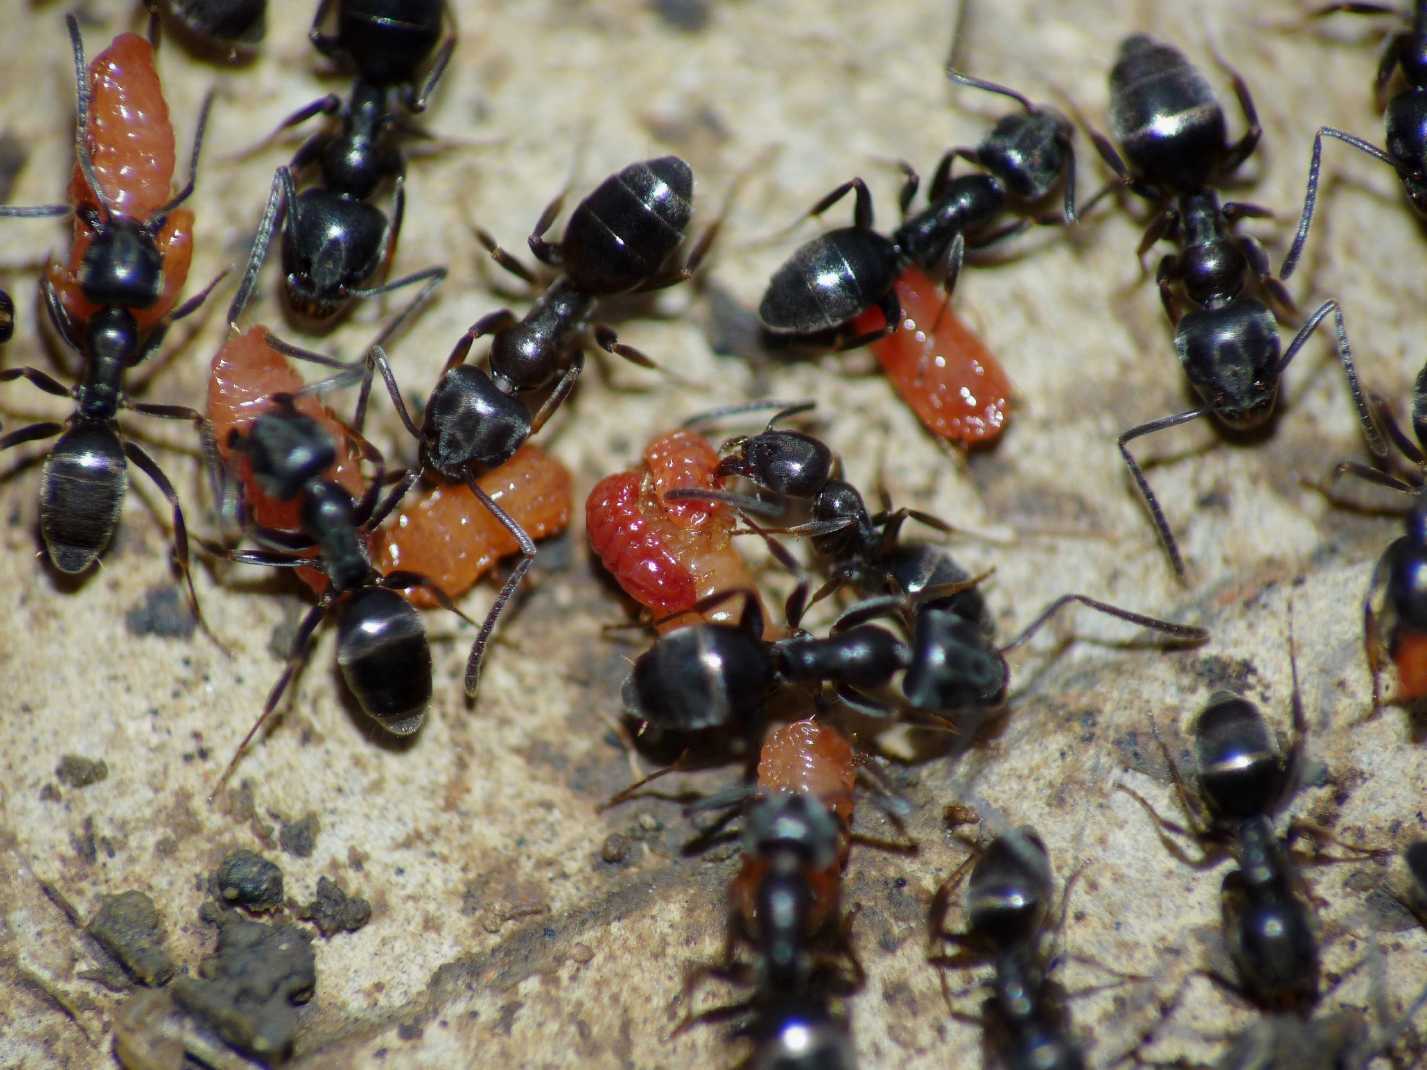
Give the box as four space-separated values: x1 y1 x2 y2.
1 0 1426 1066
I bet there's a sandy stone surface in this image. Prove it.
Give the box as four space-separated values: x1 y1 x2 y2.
1 0 1425 1067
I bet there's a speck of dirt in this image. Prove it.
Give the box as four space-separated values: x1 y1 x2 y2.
171 902 316 1064
278 813 320 858
298 876 372 937
39 783 61 803
650 0 710 32
1192 655 1258 695
600 833 632 865
71 816 98 865
213 850 285 913
87 891 175 986
55 754 109 788
124 585 197 639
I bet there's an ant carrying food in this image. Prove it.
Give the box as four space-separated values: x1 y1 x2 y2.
206 402 472 795
1090 33 1382 579
676 792 859 1070
0 17 218 610
227 0 452 324
928 826 1090 1070
351 155 708 694
1279 0 1427 280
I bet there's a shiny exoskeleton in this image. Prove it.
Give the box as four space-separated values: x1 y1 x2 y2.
1280 0 1427 279
667 414 1207 723
208 405 468 795
758 72 1077 348
679 794 859 1070
929 828 1087 1070
1122 689 1324 1012
146 0 267 57
360 156 704 697
0 17 213 600
1091 33 1381 579
227 0 452 324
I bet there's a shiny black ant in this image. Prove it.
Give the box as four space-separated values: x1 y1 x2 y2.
674 793 859 1070
347 156 707 696
144 0 267 58
0 16 218 609
1118 633 1376 1016
758 70 1077 347
928 827 1090 1070
206 402 472 796
1280 0 1427 279
227 0 453 324
1089 33 1382 579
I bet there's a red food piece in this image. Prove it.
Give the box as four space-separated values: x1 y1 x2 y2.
372 445 573 609
208 326 367 593
587 429 758 631
852 264 1012 446
1391 629 1427 701
49 33 193 331
757 719 856 829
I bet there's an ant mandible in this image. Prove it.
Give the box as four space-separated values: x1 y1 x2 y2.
226 0 452 325
1280 0 1427 279
1090 33 1383 579
0 17 218 611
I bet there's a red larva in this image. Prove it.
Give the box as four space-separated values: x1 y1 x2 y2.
48 33 195 333
587 429 758 630
852 264 1012 447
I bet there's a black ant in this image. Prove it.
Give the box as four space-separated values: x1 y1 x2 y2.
0 16 218 612
349 155 708 695
1089 33 1382 579
227 0 453 325
928 826 1090 1070
666 408 1208 721
206 402 471 796
675 792 859 1070
1280 0 1427 280
758 69 1078 348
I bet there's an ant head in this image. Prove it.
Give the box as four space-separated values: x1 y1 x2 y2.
78 216 165 311
622 621 772 734
281 195 389 322
978 107 1075 204
742 793 841 872
1193 692 1285 822
421 365 531 478
901 606 1008 714
724 429 834 499
246 409 337 502
965 827 1053 948
885 544 994 637
1173 300 1280 430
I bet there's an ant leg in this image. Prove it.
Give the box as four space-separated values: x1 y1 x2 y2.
307 0 337 53
998 593 1207 653
210 601 329 802
462 481 536 698
528 351 584 434
0 202 70 219
1237 235 1297 319
927 150 957 203
348 263 447 302
382 570 478 627
1155 255 1185 325
0 421 63 452
408 24 456 113
1277 299 1387 458
806 177 876 230
0 366 73 399
896 159 921 217
227 167 292 326
526 190 568 268
474 226 540 285
1117 409 1208 582
1330 460 1417 495
1116 784 1218 869
1089 127 1132 184
1279 127 1397 280
592 324 658 370
1060 132 1079 225
834 288 899 352
678 398 815 430
1212 46 1262 176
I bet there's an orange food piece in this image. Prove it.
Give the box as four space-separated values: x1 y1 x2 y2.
50 33 192 330
71 34 176 219
1391 629 1427 701
757 720 856 829
372 445 573 608
586 429 759 631
208 327 367 593
852 264 1012 446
